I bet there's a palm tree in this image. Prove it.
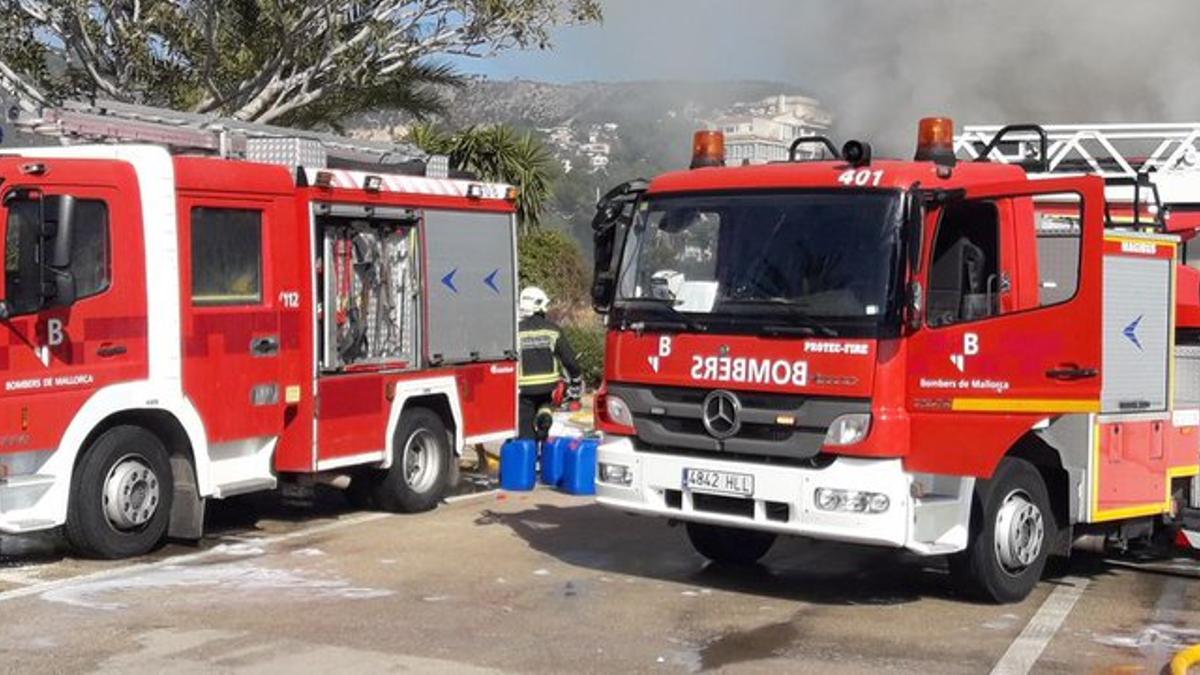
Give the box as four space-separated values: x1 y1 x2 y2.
408 124 555 232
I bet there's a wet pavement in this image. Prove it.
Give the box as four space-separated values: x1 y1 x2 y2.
0 483 1197 673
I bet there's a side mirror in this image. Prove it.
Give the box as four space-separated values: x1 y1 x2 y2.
904 188 924 273
0 191 79 317
43 195 76 269
42 195 77 309
591 276 615 311
906 281 924 331
591 179 647 313
45 269 76 308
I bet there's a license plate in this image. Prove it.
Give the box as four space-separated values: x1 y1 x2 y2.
683 468 754 497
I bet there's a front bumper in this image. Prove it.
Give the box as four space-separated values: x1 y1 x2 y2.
595 436 972 555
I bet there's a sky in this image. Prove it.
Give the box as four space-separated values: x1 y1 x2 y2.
455 0 1200 150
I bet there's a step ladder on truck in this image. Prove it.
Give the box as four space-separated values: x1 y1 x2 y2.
587 117 1200 604
0 100 520 558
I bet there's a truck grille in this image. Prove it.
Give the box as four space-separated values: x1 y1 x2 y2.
606 384 870 462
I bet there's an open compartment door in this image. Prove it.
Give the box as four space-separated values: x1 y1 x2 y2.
423 210 517 365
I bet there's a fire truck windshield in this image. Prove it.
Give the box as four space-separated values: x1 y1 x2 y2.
615 190 903 336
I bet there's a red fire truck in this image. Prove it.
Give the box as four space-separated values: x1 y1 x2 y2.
589 119 1200 602
0 102 518 558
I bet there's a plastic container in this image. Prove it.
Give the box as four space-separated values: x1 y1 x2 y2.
540 437 571 486
499 439 538 491
560 437 599 495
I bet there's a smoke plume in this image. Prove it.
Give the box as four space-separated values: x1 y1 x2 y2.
494 0 1200 153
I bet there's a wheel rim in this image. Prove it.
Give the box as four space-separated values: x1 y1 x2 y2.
994 488 1045 575
401 429 440 493
102 454 160 531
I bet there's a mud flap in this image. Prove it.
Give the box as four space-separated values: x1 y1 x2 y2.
168 454 205 541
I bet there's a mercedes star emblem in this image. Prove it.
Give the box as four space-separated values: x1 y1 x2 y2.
702 390 742 439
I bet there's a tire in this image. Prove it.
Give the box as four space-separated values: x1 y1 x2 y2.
949 458 1055 603
64 425 174 559
369 408 452 513
686 522 776 566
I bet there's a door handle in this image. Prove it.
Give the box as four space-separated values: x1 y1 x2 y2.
1045 363 1098 381
96 342 127 358
251 335 280 357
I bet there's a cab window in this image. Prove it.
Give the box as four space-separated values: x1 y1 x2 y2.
927 200 1001 326
71 199 111 299
191 207 263 305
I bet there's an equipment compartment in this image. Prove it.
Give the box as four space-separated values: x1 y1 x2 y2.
318 208 420 371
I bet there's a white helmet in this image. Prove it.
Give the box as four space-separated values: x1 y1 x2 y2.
519 286 550 319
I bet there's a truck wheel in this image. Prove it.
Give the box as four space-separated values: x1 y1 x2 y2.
950 458 1054 603
64 426 174 559
370 408 452 513
686 522 776 566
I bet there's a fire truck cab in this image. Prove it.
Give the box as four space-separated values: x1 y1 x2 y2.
0 115 518 559
590 119 1200 602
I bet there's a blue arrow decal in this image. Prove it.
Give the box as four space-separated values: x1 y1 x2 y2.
484 269 501 293
441 268 459 293
1123 314 1143 350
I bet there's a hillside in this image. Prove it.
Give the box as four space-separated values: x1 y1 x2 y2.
351 78 807 252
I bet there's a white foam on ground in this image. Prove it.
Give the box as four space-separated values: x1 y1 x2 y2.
208 543 267 557
1093 623 1200 651
41 561 393 611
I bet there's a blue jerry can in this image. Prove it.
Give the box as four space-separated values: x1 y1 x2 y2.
560 437 598 495
499 439 538 491
540 436 572 487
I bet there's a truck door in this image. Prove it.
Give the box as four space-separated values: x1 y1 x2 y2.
180 196 303 459
1 178 147 455
906 176 1106 475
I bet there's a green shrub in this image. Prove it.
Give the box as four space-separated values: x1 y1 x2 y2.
518 227 590 316
561 321 606 388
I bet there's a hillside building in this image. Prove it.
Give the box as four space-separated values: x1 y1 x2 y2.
713 94 834 165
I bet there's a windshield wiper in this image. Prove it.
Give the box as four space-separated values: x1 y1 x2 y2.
719 299 840 337
620 297 708 333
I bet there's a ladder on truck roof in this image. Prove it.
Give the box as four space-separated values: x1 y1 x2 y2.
956 123 1200 178
956 123 1200 212
6 98 444 175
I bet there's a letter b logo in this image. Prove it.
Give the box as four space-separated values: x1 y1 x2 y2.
963 333 979 356
47 319 65 347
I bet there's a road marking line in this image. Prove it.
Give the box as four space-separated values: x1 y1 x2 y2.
0 511 392 605
990 576 1090 675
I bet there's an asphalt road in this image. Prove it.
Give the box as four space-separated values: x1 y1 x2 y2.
0 482 1197 674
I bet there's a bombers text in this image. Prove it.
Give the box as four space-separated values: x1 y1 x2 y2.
690 355 809 387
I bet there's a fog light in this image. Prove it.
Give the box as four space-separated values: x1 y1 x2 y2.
813 487 891 514
599 462 633 486
815 487 841 511
843 491 868 512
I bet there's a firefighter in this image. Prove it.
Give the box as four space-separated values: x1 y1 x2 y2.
517 286 583 439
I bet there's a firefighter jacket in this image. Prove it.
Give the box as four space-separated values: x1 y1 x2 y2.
518 314 582 396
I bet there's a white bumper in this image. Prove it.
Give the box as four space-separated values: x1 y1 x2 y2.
596 436 972 555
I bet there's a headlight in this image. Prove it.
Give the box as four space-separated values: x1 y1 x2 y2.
598 462 633 486
824 413 871 446
813 487 890 513
605 394 634 428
